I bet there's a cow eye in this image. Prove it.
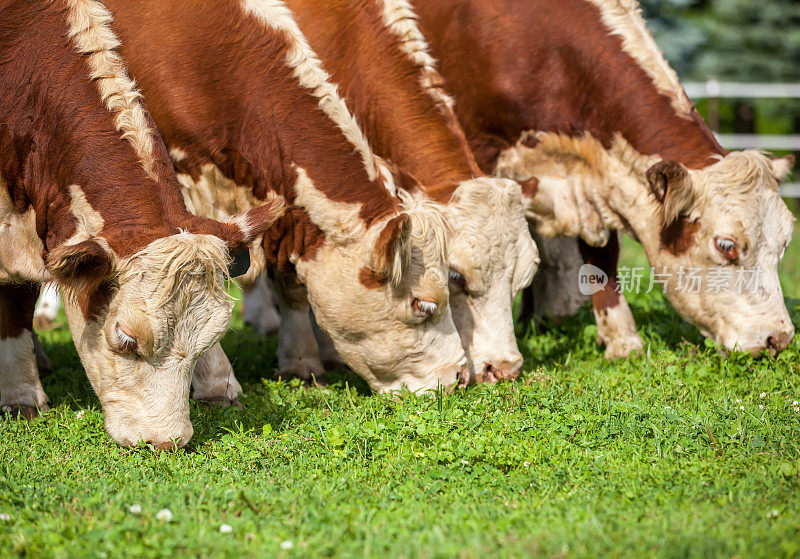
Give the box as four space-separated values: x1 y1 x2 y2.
448 269 468 294
114 322 139 353
412 298 437 320
714 237 738 261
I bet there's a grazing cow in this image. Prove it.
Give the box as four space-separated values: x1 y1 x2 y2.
414 0 796 357
102 0 469 393
278 0 539 383
0 0 284 448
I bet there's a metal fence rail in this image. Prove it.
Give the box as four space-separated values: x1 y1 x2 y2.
782 183 800 198
715 134 800 151
684 81 800 99
681 81 799 198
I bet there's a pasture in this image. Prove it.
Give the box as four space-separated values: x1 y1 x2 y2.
2 222 799 558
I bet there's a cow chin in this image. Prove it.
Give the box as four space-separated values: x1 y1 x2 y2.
62 293 228 449
709 308 794 357
666 283 795 357
69 332 197 448
328 312 469 394
101 394 194 450
299 246 468 394
450 289 523 384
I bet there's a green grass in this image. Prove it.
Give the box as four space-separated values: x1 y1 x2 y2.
2 223 800 558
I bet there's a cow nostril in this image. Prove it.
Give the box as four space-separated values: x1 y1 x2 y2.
483 361 521 383
766 333 791 355
150 439 181 452
456 366 470 389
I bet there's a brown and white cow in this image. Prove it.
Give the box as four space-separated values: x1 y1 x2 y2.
278 0 539 383
102 0 469 393
414 0 795 357
0 0 284 448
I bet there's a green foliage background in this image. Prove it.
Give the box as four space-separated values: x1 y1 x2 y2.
1 2 799 557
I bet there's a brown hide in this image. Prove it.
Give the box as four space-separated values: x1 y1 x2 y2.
104 0 400 266
286 0 482 202
0 0 182 258
0 284 39 339
412 0 726 172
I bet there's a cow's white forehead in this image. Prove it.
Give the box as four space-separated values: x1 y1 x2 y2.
446 178 529 277
116 233 232 311
696 151 793 247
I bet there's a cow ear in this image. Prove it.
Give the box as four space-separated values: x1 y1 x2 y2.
47 239 114 297
371 213 412 287
771 155 794 181
646 160 695 227
189 196 286 252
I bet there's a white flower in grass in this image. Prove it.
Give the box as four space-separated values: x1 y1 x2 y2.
281 540 294 550
76 410 85 419
739 406 745 411
792 401 799 407
523 461 531 468
156 509 173 522
760 392 767 399
220 524 233 534
0 513 10 521
460 460 469 465
129 504 142 515
759 405 764 410
735 398 742 404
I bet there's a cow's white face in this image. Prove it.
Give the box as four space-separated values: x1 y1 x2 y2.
443 178 539 382
297 203 469 393
54 234 235 449
644 152 795 355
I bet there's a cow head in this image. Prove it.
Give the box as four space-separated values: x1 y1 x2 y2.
642 151 795 355
49 200 284 449
295 194 468 393
442 178 539 383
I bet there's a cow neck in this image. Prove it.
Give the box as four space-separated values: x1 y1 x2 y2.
107 0 399 237
0 1 180 259
287 0 481 204
415 0 726 174
521 0 726 171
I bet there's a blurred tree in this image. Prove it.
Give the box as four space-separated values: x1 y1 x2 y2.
692 0 800 81
640 0 706 77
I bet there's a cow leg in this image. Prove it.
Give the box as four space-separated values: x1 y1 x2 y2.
0 283 49 418
191 342 243 408
578 233 642 359
273 272 325 383
32 330 54 377
517 284 536 332
242 274 280 336
310 311 346 371
33 284 60 331
523 235 590 330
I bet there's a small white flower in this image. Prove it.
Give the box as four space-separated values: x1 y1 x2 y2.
460 459 469 465
523 461 531 468
767 509 780 519
76 410 85 419
739 406 745 411
759 405 764 410
760 392 767 399
129 504 142 515
792 401 799 407
0 513 10 521
156 509 173 522
281 540 294 550
220 524 233 534
735 398 742 404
